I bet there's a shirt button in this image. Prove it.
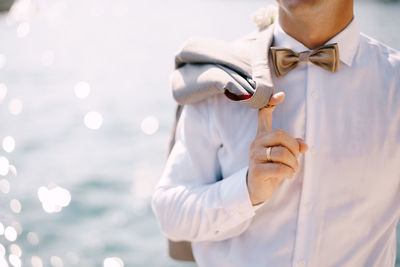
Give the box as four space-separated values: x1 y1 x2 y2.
214 230 219 235
297 260 306 267
304 203 313 212
310 147 317 155
311 91 319 99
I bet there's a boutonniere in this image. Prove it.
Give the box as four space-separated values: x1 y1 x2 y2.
252 5 278 30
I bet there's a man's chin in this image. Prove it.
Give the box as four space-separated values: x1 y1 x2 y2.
277 0 324 13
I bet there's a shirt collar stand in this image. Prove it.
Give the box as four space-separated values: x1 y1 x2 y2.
272 17 360 67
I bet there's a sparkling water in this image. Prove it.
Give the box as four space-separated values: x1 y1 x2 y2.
0 0 399 266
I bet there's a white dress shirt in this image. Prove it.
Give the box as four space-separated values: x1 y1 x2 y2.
152 18 400 267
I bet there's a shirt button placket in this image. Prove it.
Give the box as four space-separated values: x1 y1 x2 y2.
292 62 320 267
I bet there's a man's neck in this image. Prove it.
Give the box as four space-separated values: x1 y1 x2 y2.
278 2 354 50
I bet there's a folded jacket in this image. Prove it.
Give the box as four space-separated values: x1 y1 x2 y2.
170 23 276 109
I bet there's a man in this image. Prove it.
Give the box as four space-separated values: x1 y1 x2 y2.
152 0 400 266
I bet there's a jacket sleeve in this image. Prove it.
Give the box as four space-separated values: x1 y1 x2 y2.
151 98 263 242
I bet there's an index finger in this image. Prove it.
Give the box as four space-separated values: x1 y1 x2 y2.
257 92 285 135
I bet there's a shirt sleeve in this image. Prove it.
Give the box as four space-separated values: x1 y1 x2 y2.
151 99 263 242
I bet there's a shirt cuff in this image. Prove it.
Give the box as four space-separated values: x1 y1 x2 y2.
219 167 263 225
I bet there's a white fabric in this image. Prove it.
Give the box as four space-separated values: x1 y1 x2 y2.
152 18 400 267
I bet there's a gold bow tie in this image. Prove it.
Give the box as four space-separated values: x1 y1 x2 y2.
270 43 339 77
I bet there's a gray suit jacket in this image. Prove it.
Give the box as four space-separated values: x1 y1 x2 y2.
171 23 275 109
167 22 277 262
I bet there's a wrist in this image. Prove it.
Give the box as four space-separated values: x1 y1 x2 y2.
246 169 264 206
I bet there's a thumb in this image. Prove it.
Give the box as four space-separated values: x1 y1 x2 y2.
257 92 285 134
296 138 309 153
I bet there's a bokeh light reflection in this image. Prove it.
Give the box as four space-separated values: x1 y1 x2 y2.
140 116 159 135
84 111 103 130
4 226 17 242
9 244 22 257
103 257 124 267
0 243 5 257
8 0 37 23
30 256 43 267
0 179 10 194
27 232 39 245
10 199 22 214
37 185 71 213
0 257 9 267
8 254 21 267
8 99 23 116
0 157 9 176
50 256 63 267
74 81 91 99
2 136 15 153
16 22 30 38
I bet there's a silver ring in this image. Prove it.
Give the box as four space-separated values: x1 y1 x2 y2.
266 147 272 162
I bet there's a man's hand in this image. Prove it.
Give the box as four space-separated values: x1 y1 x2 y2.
247 92 308 206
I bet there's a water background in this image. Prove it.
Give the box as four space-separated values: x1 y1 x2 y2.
0 0 400 266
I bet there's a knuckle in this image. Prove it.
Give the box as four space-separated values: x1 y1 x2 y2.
271 164 285 175
278 164 288 174
274 128 286 137
276 146 286 158
282 165 294 178
283 164 294 177
271 130 281 139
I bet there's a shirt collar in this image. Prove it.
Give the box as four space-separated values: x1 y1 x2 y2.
272 17 360 67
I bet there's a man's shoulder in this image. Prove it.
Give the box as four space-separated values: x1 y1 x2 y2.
232 30 259 43
359 33 400 70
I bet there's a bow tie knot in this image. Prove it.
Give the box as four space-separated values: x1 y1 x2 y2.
298 51 311 61
270 43 339 77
